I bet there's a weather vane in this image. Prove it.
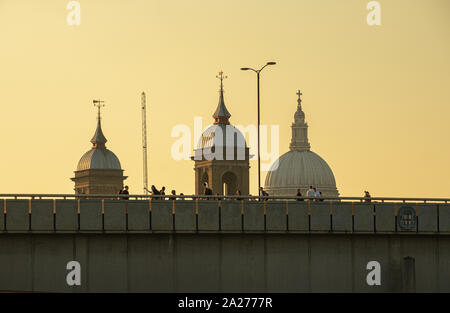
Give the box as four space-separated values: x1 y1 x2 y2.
93 99 105 119
216 71 228 92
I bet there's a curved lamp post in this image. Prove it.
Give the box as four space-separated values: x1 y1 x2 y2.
241 62 276 196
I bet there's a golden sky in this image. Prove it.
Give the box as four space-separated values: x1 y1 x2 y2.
0 0 449 197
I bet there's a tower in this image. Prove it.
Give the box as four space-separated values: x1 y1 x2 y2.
71 100 127 194
192 72 250 195
289 90 311 151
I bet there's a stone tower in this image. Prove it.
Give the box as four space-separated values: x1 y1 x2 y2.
289 90 311 151
192 72 250 195
71 101 127 194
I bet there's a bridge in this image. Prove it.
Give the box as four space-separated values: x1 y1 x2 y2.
0 194 449 292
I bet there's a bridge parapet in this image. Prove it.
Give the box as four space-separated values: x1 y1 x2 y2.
0 197 448 234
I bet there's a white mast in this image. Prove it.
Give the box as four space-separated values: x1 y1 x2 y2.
141 92 148 194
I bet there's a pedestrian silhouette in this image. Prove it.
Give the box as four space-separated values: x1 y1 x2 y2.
121 186 129 200
203 182 213 199
364 191 372 203
296 188 304 201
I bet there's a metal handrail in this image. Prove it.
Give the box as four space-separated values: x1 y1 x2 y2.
0 194 448 203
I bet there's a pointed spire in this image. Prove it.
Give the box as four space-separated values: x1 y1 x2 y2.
213 71 231 125
90 99 107 148
290 90 311 151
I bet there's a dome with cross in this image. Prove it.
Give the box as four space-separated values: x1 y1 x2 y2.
194 72 248 159
264 91 339 197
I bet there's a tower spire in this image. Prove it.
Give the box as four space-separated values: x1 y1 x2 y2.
289 90 311 151
213 71 231 125
91 99 107 148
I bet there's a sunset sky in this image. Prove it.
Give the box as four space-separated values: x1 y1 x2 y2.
0 0 449 197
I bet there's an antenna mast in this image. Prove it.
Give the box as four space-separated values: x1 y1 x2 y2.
141 92 148 194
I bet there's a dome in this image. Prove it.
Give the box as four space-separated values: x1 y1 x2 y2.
264 90 339 197
196 124 247 150
264 150 339 196
193 73 248 161
75 107 122 172
194 124 247 160
76 148 121 171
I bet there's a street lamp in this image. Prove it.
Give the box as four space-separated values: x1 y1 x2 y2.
241 61 276 197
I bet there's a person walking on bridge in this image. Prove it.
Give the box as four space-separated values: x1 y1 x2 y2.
203 182 213 199
364 191 372 203
150 185 160 200
259 187 269 201
169 190 177 200
306 186 315 200
121 186 129 200
296 189 304 201
160 186 166 200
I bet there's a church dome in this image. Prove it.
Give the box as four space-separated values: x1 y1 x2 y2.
196 124 247 150
77 148 121 171
265 150 338 196
193 72 248 160
264 90 339 197
75 103 123 172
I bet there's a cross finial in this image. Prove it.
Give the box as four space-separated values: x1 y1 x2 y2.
216 71 228 92
93 99 105 120
296 89 303 105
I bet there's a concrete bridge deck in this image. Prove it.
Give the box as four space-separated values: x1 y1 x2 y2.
0 196 449 293
0 198 449 234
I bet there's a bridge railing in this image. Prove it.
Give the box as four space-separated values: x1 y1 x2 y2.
0 194 449 234
0 193 448 203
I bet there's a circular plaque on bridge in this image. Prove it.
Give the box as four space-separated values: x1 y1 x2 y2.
398 206 416 231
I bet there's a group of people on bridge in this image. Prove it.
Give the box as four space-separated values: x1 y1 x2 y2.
117 184 372 202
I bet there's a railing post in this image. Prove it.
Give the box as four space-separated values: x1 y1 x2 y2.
195 199 199 232
402 256 416 293
241 200 244 232
172 199 175 232
351 202 355 233
286 200 289 232
329 201 333 232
